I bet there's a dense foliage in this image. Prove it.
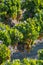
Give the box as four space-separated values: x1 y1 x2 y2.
0 0 21 21
0 44 11 64
38 49 43 60
21 0 43 20
0 0 43 64
0 10 43 46
1 59 43 65
9 28 23 44
0 23 11 46
0 17 43 45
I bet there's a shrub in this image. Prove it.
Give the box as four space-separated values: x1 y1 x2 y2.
9 28 23 44
1 59 43 65
0 44 11 64
0 30 11 46
38 49 43 60
21 0 43 20
0 0 21 21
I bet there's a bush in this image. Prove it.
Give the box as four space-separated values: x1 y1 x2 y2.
0 44 11 64
14 20 40 44
0 23 11 46
9 28 23 44
0 0 21 21
21 0 43 20
1 59 43 65
38 49 43 60
0 30 11 46
37 60 43 65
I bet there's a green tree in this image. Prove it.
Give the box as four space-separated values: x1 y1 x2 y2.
0 0 21 21
21 0 43 20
